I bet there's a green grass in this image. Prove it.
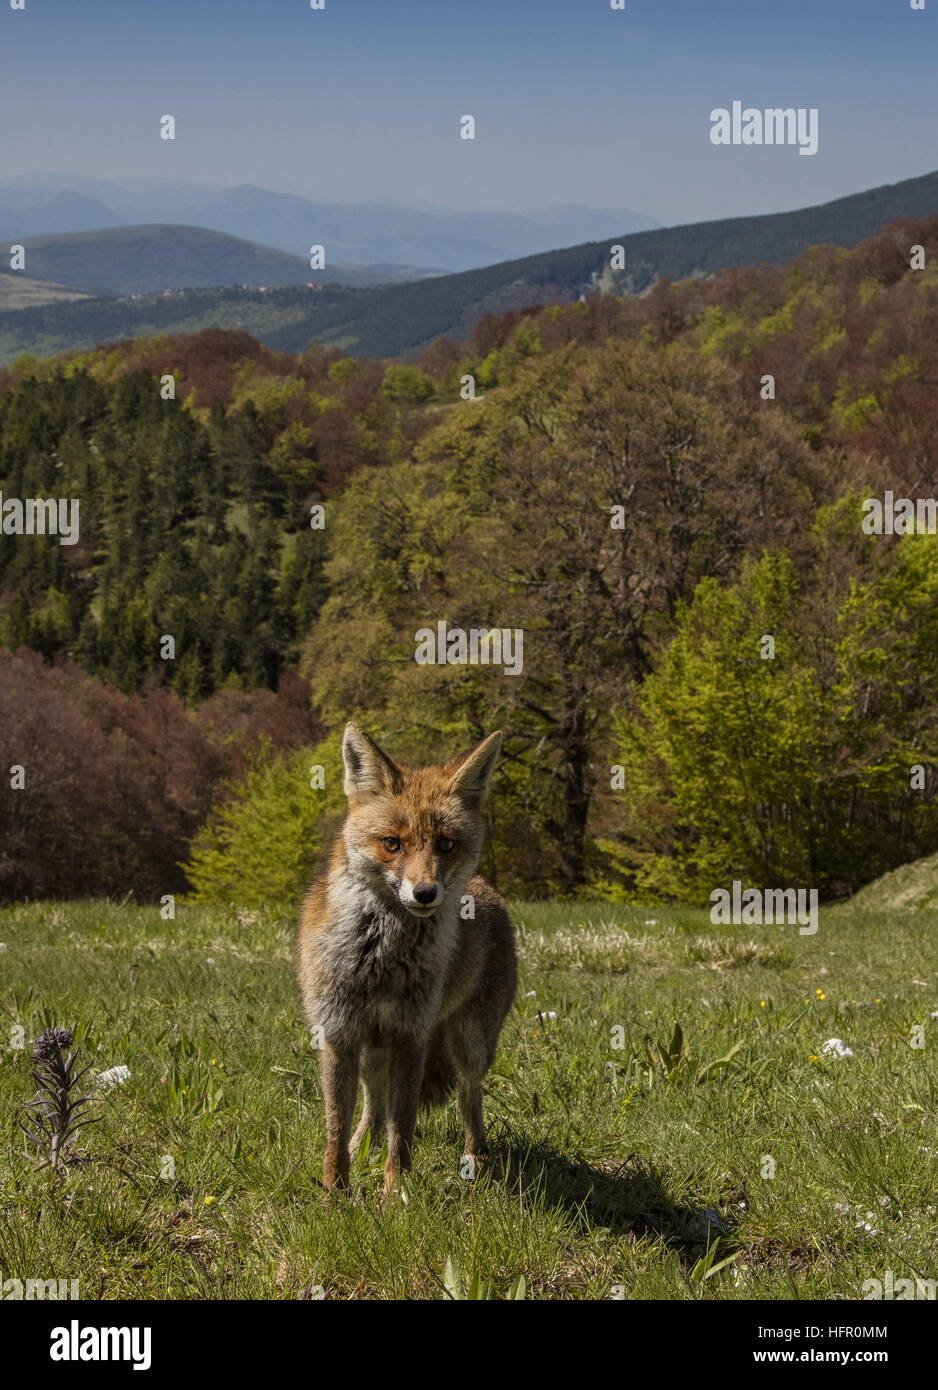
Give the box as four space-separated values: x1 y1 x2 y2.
0 899 935 1300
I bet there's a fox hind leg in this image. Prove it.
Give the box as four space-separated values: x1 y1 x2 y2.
457 1075 486 1158
446 1017 494 1157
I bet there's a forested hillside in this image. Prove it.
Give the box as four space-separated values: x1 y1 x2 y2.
2 215 937 902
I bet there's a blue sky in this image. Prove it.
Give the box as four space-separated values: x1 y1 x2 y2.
1 0 935 223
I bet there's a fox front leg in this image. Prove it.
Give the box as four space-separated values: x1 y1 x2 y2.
321 1042 359 1191
384 1038 425 1194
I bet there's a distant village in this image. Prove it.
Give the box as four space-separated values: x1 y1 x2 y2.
122 281 327 301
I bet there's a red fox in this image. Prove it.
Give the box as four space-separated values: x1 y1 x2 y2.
295 724 517 1193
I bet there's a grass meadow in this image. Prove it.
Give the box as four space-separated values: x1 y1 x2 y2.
0 898 935 1300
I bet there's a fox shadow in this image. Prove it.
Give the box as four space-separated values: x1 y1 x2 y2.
483 1130 727 1262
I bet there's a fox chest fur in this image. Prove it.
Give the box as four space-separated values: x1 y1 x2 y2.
308 885 460 1043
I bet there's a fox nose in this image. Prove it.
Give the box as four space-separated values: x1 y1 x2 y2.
413 881 440 905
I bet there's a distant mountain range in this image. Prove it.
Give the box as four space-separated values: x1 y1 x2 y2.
0 175 658 272
1 170 937 366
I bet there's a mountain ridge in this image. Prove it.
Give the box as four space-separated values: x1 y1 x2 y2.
0 175 658 271
2 169 937 364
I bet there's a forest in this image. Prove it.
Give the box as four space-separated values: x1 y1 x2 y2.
1 215 937 904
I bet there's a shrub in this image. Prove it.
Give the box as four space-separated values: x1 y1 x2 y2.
184 739 344 906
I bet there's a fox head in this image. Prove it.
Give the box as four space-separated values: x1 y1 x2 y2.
339 723 502 918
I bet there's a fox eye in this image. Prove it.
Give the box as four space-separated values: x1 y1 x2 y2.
437 836 456 853
380 836 402 853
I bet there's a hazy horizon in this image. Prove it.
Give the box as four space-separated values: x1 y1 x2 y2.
4 167 935 234
0 171 660 222
2 0 935 226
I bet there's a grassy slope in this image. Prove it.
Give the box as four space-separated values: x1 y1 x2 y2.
0 272 91 312
848 852 938 912
0 899 934 1300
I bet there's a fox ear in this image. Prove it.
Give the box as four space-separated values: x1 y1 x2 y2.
342 723 401 800
446 731 502 805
